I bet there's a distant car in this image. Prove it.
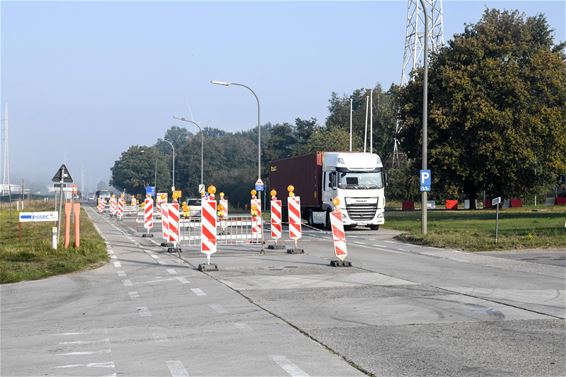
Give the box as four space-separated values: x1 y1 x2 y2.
87 194 95 201
186 198 202 217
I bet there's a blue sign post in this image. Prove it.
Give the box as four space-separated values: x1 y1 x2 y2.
146 186 156 197
420 170 431 192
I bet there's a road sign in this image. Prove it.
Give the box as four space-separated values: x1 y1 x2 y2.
52 164 73 183
255 178 264 192
492 197 501 206
19 211 59 222
146 186 155 196
420 170 431 192
198 184 205 194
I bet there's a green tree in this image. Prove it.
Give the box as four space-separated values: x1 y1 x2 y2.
110 146 170 195
305 127 363 153
398 9 566 207
264 122 297 162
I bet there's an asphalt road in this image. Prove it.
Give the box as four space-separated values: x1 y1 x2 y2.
2 207 565 377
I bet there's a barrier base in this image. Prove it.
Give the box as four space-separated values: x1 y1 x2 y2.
330 260 351 267
142 233 154 238
287 248 304 254
161 242 173 247
167 247 182 253
268 244 286 250
198 263 219 272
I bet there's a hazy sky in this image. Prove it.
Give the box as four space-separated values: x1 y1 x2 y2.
1 1 564 192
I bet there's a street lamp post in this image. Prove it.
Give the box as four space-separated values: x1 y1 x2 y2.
421 0 429 235
210 80 261 183
163 139 175 192
173 117 204 193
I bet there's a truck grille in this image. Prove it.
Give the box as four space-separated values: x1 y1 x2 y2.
346 203 377 221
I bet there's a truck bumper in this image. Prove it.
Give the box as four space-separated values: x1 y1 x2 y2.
341 209 384 226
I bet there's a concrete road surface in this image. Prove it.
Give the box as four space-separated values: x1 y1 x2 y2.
1 206 564 376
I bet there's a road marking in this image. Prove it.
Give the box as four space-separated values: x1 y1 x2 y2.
140 277 176 284
151 255 159 259
166 360 189 377
137 306 152 317
53 361 115 369
209 304 228 314
152 333 169 343
113 261 121 268
55 332 84 336
128 291 140 299
271 355 309 377
59 338 110 345
175 277 190 284
384 240 397 244
57 349 111 356
191 288 206 296
117 270 127 277
158 260 167 265
233 322 251 331
110 255 117 259
167 269 178 275
122 279 133 287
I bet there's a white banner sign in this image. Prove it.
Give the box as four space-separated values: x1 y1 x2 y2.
19 211 59 223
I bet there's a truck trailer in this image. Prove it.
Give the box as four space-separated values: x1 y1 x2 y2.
269 151 385 230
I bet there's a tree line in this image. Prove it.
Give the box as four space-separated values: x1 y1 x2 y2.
110 9 565 208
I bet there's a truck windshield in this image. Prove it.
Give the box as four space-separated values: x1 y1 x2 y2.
338 171 383 189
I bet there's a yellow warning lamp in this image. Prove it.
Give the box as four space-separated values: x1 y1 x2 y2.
250 189 257 197
217 203 225 218
270 189 277 199
251 203 258 217
160 193 167 200
287 185 295 197
219 192 225 199
208 185 216 195
332 197 341 207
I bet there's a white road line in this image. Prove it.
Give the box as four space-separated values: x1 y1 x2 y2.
117 270 126 277
137 307 152 317
167 269 178 275
53 361 115 369
57 349 111 356
128 291 140 299
384 240 397 244
54 332 84 336
233 322 251 331
110 255 117 259
113 261 121 268
271 355 310 377
59 338 110 345
152 333 169 343
151 255 159 259
191 288 206 296
175 277 190 284
122 279 133 287
166 360 189 377
208 304 228 314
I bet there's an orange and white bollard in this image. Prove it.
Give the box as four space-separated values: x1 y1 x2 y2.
199 185 219 271
268 189 285 250
143 195 154 237
329 197 350 267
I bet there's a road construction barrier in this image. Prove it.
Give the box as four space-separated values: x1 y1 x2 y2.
251 197 262 242
200 198 217 263
161 203 170 241
330 209 348 261
97 198 105 213
179 216 257 246
117 198 125 220
271 199 282 241
123 205 139 217
168 202 180 246
144 197 154 233
157 193 168 218
288 196 302 241
110 196 117 217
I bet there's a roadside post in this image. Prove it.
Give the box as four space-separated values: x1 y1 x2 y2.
287 185 304 254
51 164 73 246
167 193 181 254
329 197 351 267
268 189 285 250
492 196 501 243
199 185 219 272
250 189 264 254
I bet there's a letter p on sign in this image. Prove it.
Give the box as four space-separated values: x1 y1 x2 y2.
420 170 431 192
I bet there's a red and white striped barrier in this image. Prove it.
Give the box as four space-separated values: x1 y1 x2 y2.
201 198 217 264
168 202 180 246
144 197 154 234
110 197 117 217
161 203 170 241
219 198 229 218
330 209 348 261
288 196 302 242
97 198 105 213
271 199 282 242
157 193 167 217
251 198 262 241
117 198 125 220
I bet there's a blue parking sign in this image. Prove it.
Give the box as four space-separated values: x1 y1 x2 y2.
420 170 431 192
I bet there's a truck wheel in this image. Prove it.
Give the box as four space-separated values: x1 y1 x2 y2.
307 210 314 227
370 225 379 231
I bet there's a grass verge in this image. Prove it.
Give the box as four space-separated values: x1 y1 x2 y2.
384 206 566 251
0 202 107 284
